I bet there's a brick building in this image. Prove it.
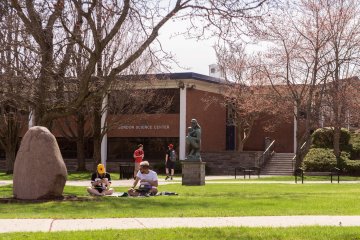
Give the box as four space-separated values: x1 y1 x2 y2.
0 72 296 174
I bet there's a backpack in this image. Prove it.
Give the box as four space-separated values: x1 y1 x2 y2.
138 183 152 193
169 149 176 161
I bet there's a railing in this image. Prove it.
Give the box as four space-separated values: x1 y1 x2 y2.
257 140 275 168
292 141 307 171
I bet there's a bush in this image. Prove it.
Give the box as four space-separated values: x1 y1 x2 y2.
343 160 360 175
312 127 351 150
302 148 348 171
349 133 360 159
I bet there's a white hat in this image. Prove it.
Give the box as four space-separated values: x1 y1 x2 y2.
140 161 149 167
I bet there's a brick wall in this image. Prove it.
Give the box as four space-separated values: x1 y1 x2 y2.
202 151 261 175
244 118 294 153
186 89 226 151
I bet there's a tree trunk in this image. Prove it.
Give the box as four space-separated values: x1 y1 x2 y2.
76 113 86 171
236 124 247 152
92 100 102 169
333 126 341 167
3 115 20 174
5 147 16 174
76 138 86 171
237 125 244 152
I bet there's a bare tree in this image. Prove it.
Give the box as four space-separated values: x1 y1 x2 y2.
258 0 334 167
320 0 360 164
4 0 272 128
215 44 291 151
56 75 173 170
0 2 29 173
0 0 273 172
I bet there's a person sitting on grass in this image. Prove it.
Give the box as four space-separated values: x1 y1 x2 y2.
87 164 114 196
128 161 158 196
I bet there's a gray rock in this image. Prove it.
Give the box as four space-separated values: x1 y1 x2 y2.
13 126 67 200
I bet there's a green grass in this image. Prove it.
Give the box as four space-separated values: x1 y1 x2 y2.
207 175 360 181
0 171 180 181
1 227 360 240
3 171 360 182
2 183 360 218
0 172 13 180
0 171 120 181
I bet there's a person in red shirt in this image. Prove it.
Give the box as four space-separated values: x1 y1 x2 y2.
133 144 144 178
165 144 176 180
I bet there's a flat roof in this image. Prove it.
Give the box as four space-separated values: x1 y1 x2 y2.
118 72 224 84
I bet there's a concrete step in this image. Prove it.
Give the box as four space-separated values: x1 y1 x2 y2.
264 162 293 165
261 172 293 175
262 171 293 174
264 163 293 166
266 161 293 164
260 152 295 175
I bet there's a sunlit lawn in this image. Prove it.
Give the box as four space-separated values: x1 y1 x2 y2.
2 171 360 182
1 182 360 219
0 171 179 181
1 227 360 240
206 175 360 181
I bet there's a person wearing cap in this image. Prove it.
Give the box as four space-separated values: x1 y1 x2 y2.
133 144 144 178
128 161 158 197
87 164 114 196
165 144 176 180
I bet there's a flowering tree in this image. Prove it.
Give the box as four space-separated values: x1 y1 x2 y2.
216 44 291 151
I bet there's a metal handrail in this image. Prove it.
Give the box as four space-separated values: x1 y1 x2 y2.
257 140 275 168
292 141 308 171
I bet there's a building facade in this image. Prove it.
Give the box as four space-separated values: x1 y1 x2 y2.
0 72 297 174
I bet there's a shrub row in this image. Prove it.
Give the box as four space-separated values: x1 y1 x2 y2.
350 133 360 159
312 127 350 149
312 128 360 160
302 148 360 175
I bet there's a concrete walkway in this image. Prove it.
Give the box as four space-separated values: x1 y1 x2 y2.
1 216 360 233
0 176 232 187
2 178 360 187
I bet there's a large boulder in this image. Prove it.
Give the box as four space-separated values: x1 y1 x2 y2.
13 126 67 200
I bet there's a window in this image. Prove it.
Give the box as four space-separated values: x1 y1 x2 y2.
109 89 180 114
108 137 179 161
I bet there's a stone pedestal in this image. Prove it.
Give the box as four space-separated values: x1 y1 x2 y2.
181 161 206 186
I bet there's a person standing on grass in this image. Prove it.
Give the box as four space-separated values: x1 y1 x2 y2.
128 161 158 196
87 164 114 196
133 144 144 178
165 144 176 180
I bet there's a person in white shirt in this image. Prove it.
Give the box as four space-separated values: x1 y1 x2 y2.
128 161 158 196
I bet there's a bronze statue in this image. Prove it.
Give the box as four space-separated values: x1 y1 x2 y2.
185 119 201 161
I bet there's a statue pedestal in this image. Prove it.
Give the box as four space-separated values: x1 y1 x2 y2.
181 161 206 186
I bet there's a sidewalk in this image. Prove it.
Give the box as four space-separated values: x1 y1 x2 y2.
0 176 233 187
2 178 360 187
1 216 360 233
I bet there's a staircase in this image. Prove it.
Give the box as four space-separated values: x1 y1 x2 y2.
261 153 295 175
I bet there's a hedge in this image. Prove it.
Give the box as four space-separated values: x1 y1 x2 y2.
303 148 360 175
312 127 351 149
302 148 343 171
350 133 360 159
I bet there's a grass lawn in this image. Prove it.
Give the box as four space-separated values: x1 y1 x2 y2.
207 175 360 181
0 172 13 180
1 227 360 240
2 171 360 182
0 171 179 181
1 183 360 218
